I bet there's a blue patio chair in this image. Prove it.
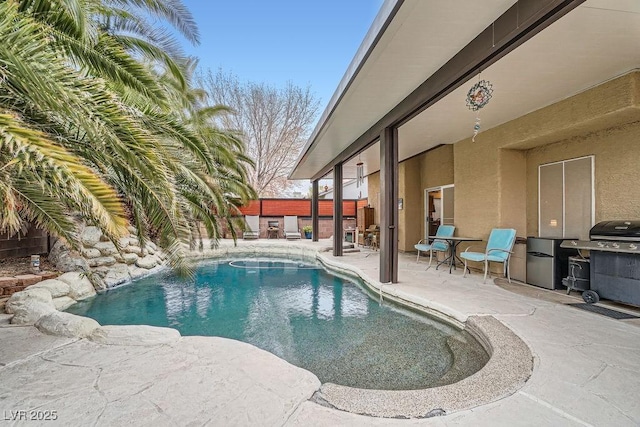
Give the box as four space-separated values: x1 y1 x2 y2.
414 225 455 269
460 228 517 283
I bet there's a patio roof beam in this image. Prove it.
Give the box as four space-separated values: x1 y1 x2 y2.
310 0 585 182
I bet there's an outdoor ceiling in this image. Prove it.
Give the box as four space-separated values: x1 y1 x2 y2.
291 0 640 181
291 0 517 179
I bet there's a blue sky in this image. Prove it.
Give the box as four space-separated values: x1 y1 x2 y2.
180 0 384 108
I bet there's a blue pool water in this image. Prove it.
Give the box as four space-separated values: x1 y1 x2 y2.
67 259 488 389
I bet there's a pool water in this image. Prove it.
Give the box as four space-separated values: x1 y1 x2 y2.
67 259 488 390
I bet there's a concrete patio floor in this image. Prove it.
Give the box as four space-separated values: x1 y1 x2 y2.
1 238 639 426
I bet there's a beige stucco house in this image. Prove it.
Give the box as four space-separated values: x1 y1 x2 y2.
290 0 640 283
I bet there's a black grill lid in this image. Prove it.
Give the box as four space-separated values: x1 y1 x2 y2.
590 220 640 240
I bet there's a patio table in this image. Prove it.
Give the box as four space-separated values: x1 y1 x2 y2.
429 236 482 273
267 227 280 239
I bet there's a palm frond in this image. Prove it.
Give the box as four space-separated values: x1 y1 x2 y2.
109 0 200 44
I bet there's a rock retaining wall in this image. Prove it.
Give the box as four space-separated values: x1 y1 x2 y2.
5 272 96 325
49 225 166 291
2 225 166 328
3 272 181 343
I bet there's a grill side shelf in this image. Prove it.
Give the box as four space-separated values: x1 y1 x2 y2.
560 240 640 254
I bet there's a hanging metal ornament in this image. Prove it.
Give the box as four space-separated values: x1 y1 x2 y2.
356 156 364 188
466 79 493 142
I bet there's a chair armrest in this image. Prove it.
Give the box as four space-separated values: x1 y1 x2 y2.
487 248 513 255
432 238 450 247
416 239 428 245
464 245 485 253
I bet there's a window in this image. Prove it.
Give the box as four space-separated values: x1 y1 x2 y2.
539 156 594 239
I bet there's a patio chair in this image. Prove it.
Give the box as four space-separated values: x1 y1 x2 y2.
283 216 301 239
243 215 260 239
360 224 379 248
414 225 455 268
460 228 517 283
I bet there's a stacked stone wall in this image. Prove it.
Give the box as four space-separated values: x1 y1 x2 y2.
49 225 166 291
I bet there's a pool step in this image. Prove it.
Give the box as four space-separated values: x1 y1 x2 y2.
342 243 361 253
320 242 361 253
0 312 12 325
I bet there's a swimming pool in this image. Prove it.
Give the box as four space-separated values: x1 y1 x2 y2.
67 259 488 390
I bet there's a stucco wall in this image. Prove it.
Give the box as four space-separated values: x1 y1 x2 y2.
367 172 381 225
418 145 455 241
452 72 638 278
398 157 422 252
419 145 455 189
453 134 525 277
454 136 504 240
455 71 640 242
368 147 453 252
367 149 453 252
500 149 528 233
365 72 639 278
526 120 640 236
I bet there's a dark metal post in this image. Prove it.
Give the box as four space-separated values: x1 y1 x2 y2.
312 180 319 242
333 164 343 256
380 127 398 283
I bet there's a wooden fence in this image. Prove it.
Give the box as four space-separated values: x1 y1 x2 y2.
1 199 369 258
0 226 49 259
236 199 359 217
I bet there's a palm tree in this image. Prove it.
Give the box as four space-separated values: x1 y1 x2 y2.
0 1 130 244
179 87 257 246
0 0 256 270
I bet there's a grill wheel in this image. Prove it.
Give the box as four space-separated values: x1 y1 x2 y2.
582 290 600 304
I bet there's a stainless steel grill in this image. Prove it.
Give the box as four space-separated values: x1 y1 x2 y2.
561 221 640 306
562 221 640 253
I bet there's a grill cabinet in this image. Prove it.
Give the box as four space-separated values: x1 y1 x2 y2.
561 220 640 306
562 256 590 293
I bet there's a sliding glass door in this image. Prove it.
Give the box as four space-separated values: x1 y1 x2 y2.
424 185 454 238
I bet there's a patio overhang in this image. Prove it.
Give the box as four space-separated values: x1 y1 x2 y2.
290 0 640 181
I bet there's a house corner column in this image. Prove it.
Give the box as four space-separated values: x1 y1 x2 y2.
380 127 398 283
312 180 319 242
333 164 343 256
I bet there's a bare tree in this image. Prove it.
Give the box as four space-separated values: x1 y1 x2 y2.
201 70 320 197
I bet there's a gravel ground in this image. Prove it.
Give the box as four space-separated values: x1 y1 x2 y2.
0 255 57 276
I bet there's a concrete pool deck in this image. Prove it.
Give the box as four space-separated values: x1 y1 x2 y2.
1 238 639 425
